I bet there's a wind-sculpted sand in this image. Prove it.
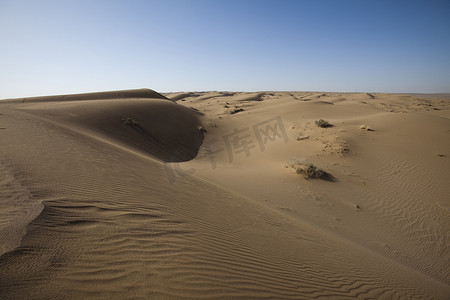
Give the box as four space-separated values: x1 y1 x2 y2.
0 89 449 299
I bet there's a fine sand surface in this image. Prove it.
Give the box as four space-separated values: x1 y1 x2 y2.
0 89 449 299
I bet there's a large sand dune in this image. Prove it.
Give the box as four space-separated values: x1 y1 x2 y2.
0 89 449 299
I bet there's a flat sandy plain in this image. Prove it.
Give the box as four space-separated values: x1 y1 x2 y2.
0 89 449 299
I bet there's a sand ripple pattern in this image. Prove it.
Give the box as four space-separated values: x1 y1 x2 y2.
0 163 43 255
0 98 448 299
353 154 450 286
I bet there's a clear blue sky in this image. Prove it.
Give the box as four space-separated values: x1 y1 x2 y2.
1 0 449 98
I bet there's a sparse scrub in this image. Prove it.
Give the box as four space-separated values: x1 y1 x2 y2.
287 158 328 179
360 124 374 131
121 117 139 126
229 107 244 114
315 119 332 128
296 134 309 141
297 163 325 178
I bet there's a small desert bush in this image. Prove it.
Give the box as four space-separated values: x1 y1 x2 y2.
360 124 373 131
296 134 309 141
287 158 326 179
229 107 244 114
121 117 139 125
315 119 332 128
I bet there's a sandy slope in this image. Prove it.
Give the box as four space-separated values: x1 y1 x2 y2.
0 89 449 299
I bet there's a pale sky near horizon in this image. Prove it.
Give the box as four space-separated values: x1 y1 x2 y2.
1 0 449 99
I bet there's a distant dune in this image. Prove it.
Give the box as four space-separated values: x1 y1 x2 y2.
2 88 170 103
0 89 449 299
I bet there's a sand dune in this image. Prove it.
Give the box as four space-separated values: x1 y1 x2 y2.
1 90 449 298
2 88 169 103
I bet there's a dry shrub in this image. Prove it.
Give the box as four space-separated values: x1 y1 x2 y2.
121 117 139 126
315 119 332 128
287 158 328 179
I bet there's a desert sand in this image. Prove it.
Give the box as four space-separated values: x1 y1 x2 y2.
0 88 449 299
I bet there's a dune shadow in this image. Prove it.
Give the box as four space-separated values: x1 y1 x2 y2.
123 121 204 163
320 172 337 182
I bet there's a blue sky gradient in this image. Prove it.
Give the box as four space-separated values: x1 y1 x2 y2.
1 0 449 98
